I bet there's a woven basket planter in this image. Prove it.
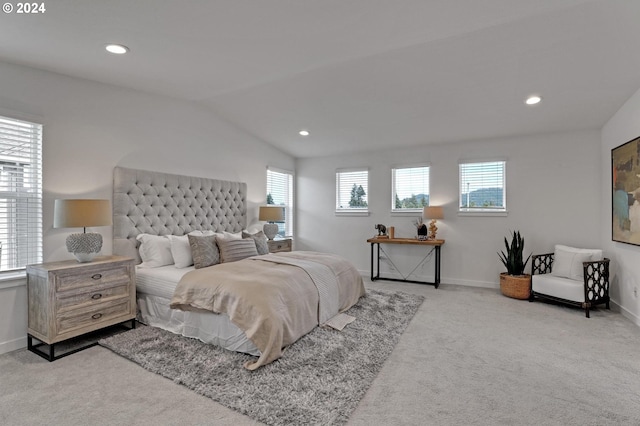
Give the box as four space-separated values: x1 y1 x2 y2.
499 273 531 300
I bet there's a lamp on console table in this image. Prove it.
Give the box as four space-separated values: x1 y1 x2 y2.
54 199 112 262
259 205 284 240
423 206 444 240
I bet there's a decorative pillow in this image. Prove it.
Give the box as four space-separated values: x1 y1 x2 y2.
242 230 269 255
188 234 220 269
218 238 259 263
136 234 173 268
551 245 602 281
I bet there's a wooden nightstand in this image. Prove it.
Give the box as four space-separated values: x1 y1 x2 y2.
268 238 292 253
26 255 136 361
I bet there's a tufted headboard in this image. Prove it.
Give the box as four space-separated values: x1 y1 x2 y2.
113 166 247 263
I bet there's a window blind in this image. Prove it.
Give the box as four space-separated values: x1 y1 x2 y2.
336 169 369 210
0 115 43 272
266 167 293 237
392 165 430 211
459 160 505 211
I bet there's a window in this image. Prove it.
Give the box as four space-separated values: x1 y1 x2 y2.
392 165 429 212
0 115 43 273
459 160 506 213
336 168 369 214
266 167 293 237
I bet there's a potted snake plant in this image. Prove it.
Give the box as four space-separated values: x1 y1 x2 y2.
498 231 532 299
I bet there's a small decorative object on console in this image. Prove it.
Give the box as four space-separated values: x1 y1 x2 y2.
414 217 428 241
417 225 428 240
374 224 387 236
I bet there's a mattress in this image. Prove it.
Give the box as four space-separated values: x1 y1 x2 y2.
135 265 260 356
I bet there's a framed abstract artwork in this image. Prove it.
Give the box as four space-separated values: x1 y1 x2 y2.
612 135 640 245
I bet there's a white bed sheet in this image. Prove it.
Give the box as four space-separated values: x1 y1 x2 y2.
135 265 260 356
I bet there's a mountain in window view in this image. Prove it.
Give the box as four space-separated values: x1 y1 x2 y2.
461 188 503 207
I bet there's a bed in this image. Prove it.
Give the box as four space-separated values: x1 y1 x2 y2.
113 167 365 369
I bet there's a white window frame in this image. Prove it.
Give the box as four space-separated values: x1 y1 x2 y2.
459 159 507 216
266 166 294 237
336 168 369 216
391 164 430 214
0 114 43 276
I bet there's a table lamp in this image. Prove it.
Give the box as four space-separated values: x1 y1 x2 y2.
54 199 112 262
259 206 284 240
423 206 444 240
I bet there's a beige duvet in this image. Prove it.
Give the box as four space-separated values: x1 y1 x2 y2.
170 251 365 370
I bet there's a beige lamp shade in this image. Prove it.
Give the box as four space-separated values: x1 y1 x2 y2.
54 199 112 229
423 206 444 220
259 205 285 222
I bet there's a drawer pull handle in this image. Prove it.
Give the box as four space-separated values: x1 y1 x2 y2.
91 293 102 300
91 273 102 280
91 313 102 320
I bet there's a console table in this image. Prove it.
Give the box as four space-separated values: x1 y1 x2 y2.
367 237 444 288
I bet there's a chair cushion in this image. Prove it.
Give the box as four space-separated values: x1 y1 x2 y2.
532 274 585 302
551 245 603 281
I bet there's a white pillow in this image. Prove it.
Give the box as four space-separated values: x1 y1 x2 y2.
136 234 173 268
217 231 243 240
168 235 192 268
169 231 218 268
551 245 602 281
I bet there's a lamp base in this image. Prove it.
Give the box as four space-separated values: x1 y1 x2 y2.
66 233 103 263
428 219 438 240
263 223 279 240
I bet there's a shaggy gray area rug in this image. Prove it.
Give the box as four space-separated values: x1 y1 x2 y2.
99 289 423 425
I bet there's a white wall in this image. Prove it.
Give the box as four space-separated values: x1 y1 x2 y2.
602 86 640 326
0 60 294 354
297 130 602 288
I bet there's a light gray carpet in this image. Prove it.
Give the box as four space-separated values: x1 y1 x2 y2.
3 281 640 426
99 289 424 426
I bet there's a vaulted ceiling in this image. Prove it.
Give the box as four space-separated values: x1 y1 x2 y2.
1 0 639 157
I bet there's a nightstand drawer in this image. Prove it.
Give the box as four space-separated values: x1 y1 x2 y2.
56 284 130 311
57 299 131 336
268 239 292 253
55 264 130 292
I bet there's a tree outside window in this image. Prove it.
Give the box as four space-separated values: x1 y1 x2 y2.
336 169 368 212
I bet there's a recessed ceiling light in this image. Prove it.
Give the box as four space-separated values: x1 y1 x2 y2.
525 95 542 105
299 130 310 136
105 44 129 55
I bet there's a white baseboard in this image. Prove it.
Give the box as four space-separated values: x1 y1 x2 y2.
0 335 27 355
612 299 640 326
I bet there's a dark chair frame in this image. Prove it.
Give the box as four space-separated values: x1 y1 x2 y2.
529 252 610 318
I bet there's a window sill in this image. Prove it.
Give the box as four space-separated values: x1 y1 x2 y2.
390 210 424 217
335 210 370 217
0 270 27 289
458 210 508 217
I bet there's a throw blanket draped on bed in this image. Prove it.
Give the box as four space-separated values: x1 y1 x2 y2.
170 251 365 370
253 253 341 324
